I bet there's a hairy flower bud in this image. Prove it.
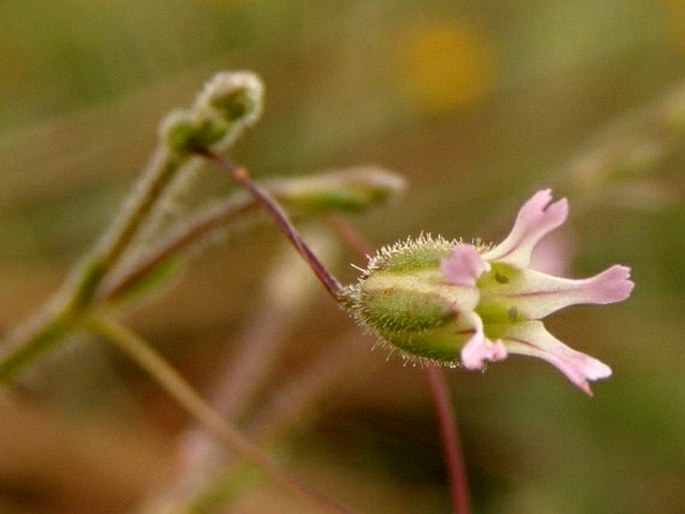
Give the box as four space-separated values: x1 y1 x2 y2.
162 109 229 155
161 71 264 155
345 236 483 363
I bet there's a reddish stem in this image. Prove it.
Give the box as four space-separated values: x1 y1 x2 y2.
197 150 344 301
424 365 471 514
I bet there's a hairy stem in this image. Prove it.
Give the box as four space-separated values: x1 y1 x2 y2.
82 148 189 305
0 149 189 384
84 313 351 514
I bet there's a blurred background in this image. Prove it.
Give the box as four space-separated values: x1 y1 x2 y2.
0 0 684 513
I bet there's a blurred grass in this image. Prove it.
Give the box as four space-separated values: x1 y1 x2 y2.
0 0 684 513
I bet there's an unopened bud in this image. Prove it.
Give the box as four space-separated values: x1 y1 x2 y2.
343 236 478 363
161 71 264 155
270 166 407 214
196 71 264 126
161 110 229 155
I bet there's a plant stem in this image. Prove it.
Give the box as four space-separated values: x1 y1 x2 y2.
96 149 185 273
0 149 189 384
195 150 344 301
0 301 73 384
84 313 351 514
424 365 471 514
326 214 471 514
79 148 188 307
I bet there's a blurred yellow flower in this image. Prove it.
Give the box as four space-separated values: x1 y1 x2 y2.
395 19 497 113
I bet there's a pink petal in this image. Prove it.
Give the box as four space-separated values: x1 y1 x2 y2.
575 265 635 304
482 189 568 269
440 243 489 287
489 321 612 395
530 230 572 275
459 314 508 369
479 265 635 320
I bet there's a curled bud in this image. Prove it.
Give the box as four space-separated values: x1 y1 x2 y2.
161 109 229 155
161 71 264 155
196 71 264 126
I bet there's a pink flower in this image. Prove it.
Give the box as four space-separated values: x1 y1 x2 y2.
440 189 634 394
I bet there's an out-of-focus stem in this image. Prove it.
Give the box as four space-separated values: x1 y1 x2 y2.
166 230 337 506
559 80 685 212
178 334 368 513
0 149 190 384
0 302 73 385
84 313 351 514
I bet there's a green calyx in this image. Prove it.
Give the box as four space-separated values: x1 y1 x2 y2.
344 235 475 365
357 272 458 333
376 325 465 363
366 235 456 273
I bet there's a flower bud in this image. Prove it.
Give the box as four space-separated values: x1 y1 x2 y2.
344 236 480 363
161 109 229 156
161 71 264 156
268 166 407 213
196 71 263 126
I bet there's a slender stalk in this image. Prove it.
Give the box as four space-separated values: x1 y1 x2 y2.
176 335 368 514
424 365 471 514
0 150 188 383
195 150 344 301
96 149 184 272
245 333 367 441
78 148 189 307
0 301 73 384
326 214 471 514
84 313 351 514
101 194 258 302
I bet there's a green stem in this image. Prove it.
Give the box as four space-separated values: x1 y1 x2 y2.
0 149 188 384
83 313 351 514
87 149 187 301
0 302 73 384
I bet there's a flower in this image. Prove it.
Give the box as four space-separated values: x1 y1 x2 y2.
345 189 634 394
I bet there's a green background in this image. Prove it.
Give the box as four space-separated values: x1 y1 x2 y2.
0 1 683 512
